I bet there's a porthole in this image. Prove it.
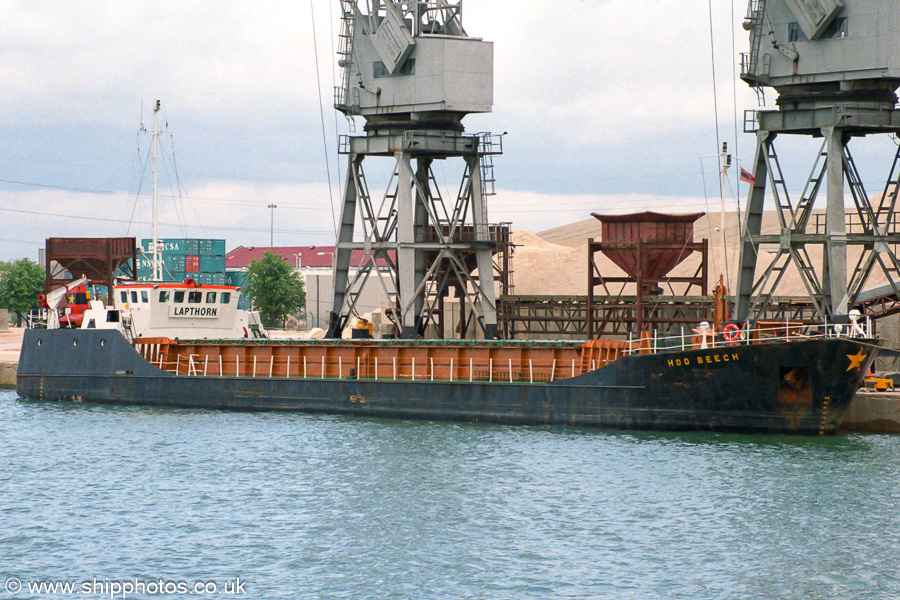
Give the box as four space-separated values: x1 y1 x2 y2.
73 339 78 347
100 339 106 347
37 339 42 346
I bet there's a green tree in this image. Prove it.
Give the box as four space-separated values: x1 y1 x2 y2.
0 258 45 326
242 252 306 328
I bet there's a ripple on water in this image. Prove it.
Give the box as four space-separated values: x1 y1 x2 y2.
2 392 900 599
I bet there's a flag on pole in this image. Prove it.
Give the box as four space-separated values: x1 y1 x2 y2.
740 168 756 184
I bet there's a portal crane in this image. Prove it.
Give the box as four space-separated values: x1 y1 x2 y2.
328 0 502 339
736 0 900 322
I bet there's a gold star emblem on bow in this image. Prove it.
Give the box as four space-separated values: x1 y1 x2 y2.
846 349 867 372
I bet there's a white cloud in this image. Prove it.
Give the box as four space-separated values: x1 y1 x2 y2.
466 0 758 146
0 0 331 125
1 0 755 132
0 180 341 261
0 178 721 261
0 0 768 260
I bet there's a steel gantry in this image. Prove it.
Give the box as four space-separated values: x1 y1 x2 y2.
736 0 900 321
736 113 900 322
328 0 503 339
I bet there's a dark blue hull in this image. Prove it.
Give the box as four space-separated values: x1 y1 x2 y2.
16 329 879 434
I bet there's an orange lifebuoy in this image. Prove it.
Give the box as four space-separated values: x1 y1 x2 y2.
722 323 741 343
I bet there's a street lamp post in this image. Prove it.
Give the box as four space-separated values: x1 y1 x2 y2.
267 204 277 246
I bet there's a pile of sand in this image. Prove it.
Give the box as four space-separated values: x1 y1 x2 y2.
509 230 585 295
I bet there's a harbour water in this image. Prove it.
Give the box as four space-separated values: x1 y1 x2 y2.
1 389 899 599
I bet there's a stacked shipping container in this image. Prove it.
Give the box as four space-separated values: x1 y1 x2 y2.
137 238 228 285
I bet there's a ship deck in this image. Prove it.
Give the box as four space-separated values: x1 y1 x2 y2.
134 336 624 383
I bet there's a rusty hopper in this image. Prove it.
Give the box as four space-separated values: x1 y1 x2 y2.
592 212 705 287
45 237 137 294
587 212 709 334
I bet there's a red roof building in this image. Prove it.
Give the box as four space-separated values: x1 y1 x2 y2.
226 246 393 271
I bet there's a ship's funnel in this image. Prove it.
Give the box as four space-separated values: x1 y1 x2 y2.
592 212 705 285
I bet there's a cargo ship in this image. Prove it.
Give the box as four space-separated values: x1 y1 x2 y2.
12 2 883 435
15 217 881 436
16 315 879 435
16 198 880 436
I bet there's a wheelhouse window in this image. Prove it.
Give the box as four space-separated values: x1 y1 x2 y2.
120 291 128 303
141 291 149 303
220 292 232 304
174 291 185 303
188 291 202 304
206 291 217 303
130 291 138 303
159 290 170 303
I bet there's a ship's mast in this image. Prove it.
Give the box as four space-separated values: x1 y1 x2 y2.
719 143 731 283
151 99 161 281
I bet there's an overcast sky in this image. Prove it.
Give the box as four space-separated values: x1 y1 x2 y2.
2 0 895 262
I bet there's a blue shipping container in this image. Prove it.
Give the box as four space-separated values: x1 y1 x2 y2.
199 256 226 273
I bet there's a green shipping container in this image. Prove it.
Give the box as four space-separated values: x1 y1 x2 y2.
193 272 226 285
141 238 191 253
226 271 244 287
199 256 226 273
136 268 185 282
136 255 153 271
166 271 187 282
137 264 186 280
164 254 187 272
198 240 226 255
182 239 200 255
136 254 184 272
141 239 225 257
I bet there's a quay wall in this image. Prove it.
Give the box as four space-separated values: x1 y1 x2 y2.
840 393 900 434
0 322 21 389
0 362 15 388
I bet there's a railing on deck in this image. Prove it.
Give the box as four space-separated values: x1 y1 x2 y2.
137 349 593 384
133 339 596 384
624 315 873 356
